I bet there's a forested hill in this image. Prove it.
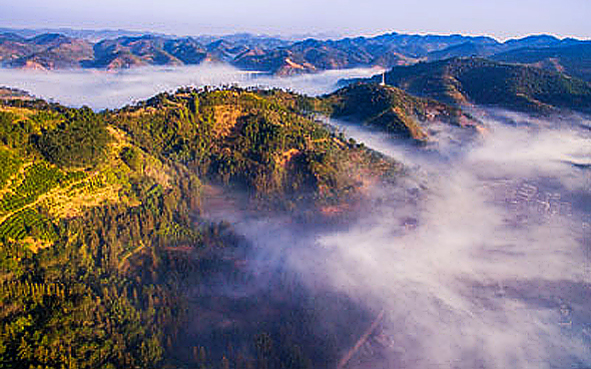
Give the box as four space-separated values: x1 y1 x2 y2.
0 87 399 369
110 87 398 209
318 83 480 141
492 43 591 82
353 57 591 114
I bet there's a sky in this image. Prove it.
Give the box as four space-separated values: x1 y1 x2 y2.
1 0 590 40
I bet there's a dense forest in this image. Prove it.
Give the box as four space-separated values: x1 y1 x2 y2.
0 87 399 369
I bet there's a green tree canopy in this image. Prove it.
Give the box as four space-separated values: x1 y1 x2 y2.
38 107 110 167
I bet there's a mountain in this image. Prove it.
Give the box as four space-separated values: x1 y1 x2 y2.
425 34 587 60
3 33 285 70
0 33 35 64
91 35 189 68
193 32 290 50
1 33 94 69
12 35 93 70
0 87 400 368
426 41 503 60
162 37 209 64
205 39 249 62
352 57 591 114
0 30 293 71
0 27 170 41
317 83 480 141
493 43 591 82
502 34 564 49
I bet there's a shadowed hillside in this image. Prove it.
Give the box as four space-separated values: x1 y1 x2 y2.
493 43 591 82
352 57 591 114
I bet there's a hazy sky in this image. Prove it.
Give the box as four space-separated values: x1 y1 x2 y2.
1 0 590 40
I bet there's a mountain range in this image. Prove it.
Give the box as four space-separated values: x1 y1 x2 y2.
2 29 591 80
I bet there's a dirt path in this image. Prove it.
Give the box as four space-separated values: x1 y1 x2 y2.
118 242 146 269
337 310 385 369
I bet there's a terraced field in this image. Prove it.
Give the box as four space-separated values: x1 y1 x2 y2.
0 161 71 245
0 148 21 188
0 162 65 214
0 207 57 243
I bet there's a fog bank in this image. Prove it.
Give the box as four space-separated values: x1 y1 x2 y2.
0 64 382 109
230 112 591 368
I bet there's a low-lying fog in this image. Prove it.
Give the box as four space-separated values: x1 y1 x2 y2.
313 114 590 368
0 63 382 109
214 112 591 368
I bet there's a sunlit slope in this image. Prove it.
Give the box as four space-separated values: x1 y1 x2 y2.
111 87 398 209
0 88 398 248
0 100 200 368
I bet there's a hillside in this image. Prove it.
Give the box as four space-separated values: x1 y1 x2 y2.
0 87 32 100
0 87 399 369
493 43 591 82
318 83 479 141
354 57 591 114
112 87 399 208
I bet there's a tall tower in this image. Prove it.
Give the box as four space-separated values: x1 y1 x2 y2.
380 72 386 86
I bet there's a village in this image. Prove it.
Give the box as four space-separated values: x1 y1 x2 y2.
483 178 575 221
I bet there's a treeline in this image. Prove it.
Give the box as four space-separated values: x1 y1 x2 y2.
0 158 259 368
